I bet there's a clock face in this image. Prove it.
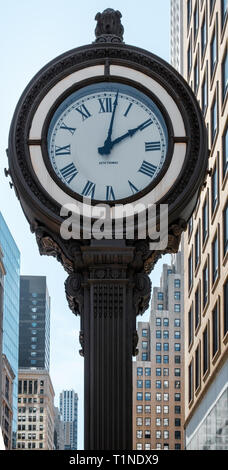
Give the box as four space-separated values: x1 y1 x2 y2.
47 82 169 202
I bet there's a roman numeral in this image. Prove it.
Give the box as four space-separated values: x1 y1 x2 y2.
60 163 78 184
76 104 92 121
124 103 133 117
138 119 153 131
128 180 139 195
98 97 113 113
55 145 71 156
106 185 115 201
145 141 161 151
60 122 76 135
81 180 96 198
138 160 157 178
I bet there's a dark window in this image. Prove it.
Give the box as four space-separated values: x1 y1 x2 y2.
211 95 217 144
201 71 208 114
188 40 192 75
224 280 228 336
212 302 219 356
223 201 228 256
212 233 219 284
188 306 193 346
194 3 199 40
174 291 181 300
194 56 199 93
210 0 215 14
202 196 209 244
175 431 181 440
187 0 192 26
222 48 228 101
201 14 207 59
203 325 209 374
188 362 193 403
195 345 200 390
195 285 201 330
18 381 22 394
195 226 200 269
210 28 217 78
175 406 181 414
211 164 218 214
203 262 208 308
188 251 193 291
222 123 228 179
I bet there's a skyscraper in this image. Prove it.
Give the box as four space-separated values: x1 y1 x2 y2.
59 390 78 450
180 0 228 450
133 251 185 450
170 0 184 74
0 212 20 448
19 276 50 370
0 244 5 425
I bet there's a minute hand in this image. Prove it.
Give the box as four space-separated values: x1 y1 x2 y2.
109 119 152 149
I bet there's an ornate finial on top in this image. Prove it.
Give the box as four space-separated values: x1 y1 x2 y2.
94 8 124 43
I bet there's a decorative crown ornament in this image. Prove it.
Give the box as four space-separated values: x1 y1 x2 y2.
94 8 124 42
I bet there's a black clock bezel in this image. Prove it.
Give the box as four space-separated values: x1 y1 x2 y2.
41 75 175 206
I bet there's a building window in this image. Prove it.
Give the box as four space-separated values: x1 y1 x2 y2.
163 330 169 339
175 406 181 414
223 202 228 257
163 418 169 426
202 70 208 114
188 250 193 291
195 285 201 330
175 431 181 440
136 443 142 450
145 367 151 376
194 56 199 93
203 261 209 309
174 291 181 300
174 279 181 288
156 343 161 351
136 430 143 439
164 380 169 388
145 405 151 413
137 367 143 376
163 355 169 364
222 48 228 102
156 381 161 389
142 329 148 337
137 380 143 388
211 94 217 144
174 368 181 377
156 355 161 364
221 0 228 29
156 430 161 438
224 279 228 336
188 361 193 403
164 393 169 401
174 304 181 312
163 368 169 376
174 319 181 327
174 331 181 339
145 431 151 439
163 343 169 351
156 330 161 338
142 341 148 349
175 381 181 389
201 14 207 59
163 318 169 326
137 392 143 401
156 318 161 326
145 393 151 401
175 355 181 364
164 406 169 415
211 163 219 215
203 324 209 375
157 304 163 310
212 233 219 285
145 443 151 450
156 405 161 414
136 405 142 413
212 302 219 357
193 2 199 41
188 306 193 346
188 39 192 75
175 393 181 402
156 418 161 426
145 380 151 389
175 418 181 427
202 195 209 244
222 123 228 180
210 27 217 78
195 344 200 391
156 393 161 401
174 343 181 351
187 0 192 27
195 226 200 269
142 353 148 361
157 292 163 300
145 418 151 426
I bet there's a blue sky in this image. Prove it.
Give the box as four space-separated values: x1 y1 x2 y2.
1 0 171 449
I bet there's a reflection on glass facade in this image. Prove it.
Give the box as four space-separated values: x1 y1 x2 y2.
187 388 228 450
0 212 20 447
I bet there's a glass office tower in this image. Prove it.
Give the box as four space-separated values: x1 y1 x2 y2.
0 212 20 447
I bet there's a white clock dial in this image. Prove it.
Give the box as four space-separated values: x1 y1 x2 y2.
47 82 168 201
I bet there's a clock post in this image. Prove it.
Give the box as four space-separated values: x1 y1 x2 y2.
7 8 208 450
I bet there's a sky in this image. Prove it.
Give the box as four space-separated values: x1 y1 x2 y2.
0 0 171 449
